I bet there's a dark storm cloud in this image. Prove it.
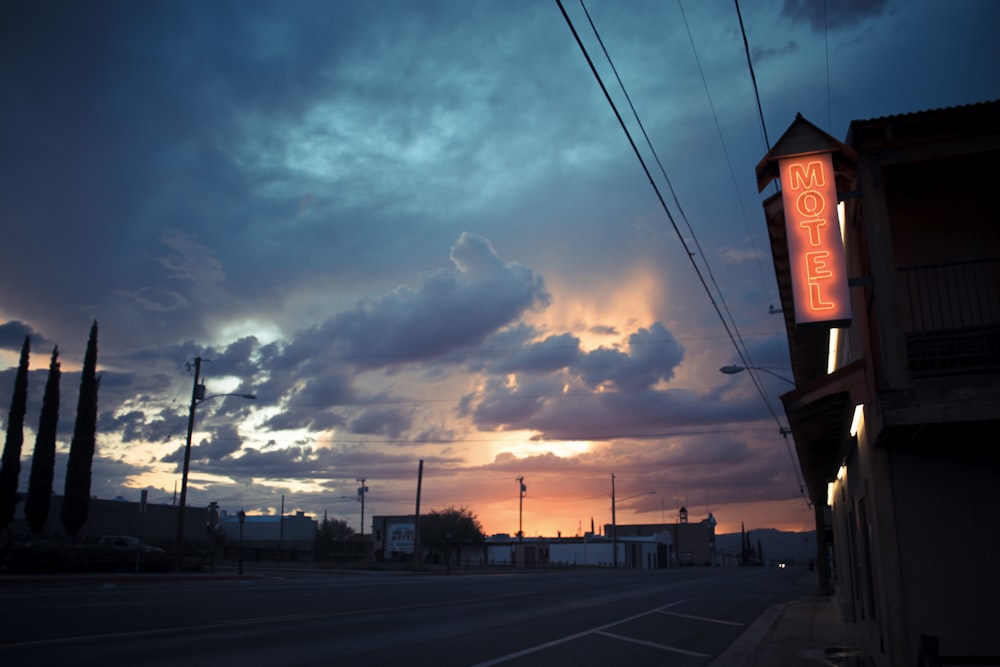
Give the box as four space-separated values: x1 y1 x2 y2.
161 422 245 467
322 232 550 368
348 407 413 439
781 0 890 31
0 1 396 353
469 382 768 441
0 321 49 350
485 332 582 376
577 323 684 392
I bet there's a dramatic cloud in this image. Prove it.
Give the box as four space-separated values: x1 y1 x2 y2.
2 0 995 535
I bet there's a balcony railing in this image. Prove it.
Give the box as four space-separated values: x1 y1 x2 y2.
897 258 1000 374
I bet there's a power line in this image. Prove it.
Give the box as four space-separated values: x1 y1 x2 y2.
556 0 808 504
734 0 770 151
559 0 777 427
677 0 778 320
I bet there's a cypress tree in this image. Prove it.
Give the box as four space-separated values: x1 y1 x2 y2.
60 322 99 537
0 336 30 532
25 347 60 534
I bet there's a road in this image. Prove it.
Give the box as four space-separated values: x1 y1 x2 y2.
0 566 813 666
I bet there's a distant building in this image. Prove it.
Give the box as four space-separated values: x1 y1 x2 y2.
606 511 717 567
6 494 207 549
758 101 1000 667
218 509 317 553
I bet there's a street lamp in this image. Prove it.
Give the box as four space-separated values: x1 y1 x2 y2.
174 356 256 569
237 508 246 576
719 364 794 385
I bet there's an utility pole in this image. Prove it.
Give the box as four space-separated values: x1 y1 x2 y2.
357 477 368 558
516 476 526 542
611 473 617 568
413 461 423 571
279 494 284 552
175 356 203 569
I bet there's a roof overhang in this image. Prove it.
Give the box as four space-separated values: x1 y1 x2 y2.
780 359 866 506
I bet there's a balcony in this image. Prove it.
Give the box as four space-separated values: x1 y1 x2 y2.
897 258 1000 375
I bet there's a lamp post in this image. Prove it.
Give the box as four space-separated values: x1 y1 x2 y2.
174 356 256 570
719 364 794 385
237 508 246 576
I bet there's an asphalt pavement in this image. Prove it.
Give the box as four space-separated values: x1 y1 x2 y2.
2 565 874 666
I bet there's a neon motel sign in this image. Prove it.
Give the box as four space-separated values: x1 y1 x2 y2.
779 152 851 326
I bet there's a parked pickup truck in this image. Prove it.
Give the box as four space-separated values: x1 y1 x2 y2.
91 535 170 571
100 535 163 553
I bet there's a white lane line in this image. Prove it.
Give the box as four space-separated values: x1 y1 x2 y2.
657 610 744 626
595 631 710 657
470 601 687 666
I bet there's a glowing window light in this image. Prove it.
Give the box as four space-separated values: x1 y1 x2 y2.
849 404 864 438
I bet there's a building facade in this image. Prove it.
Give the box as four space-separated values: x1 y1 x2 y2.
758 101 1000 667
607 512 717 567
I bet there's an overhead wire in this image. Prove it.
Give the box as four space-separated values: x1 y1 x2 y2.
676 0 781 343
734 0 770 152
578 0 780 425
556 0 808 503
824 0 832 133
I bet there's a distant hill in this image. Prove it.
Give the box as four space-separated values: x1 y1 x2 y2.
715 528 817 563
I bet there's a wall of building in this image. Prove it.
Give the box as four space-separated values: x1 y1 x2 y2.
218 511 317 552
889 444 1000 658
8 495 207 549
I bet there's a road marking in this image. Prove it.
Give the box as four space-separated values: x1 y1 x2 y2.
594 631 710 657
471 600 693 666
657 610 744 626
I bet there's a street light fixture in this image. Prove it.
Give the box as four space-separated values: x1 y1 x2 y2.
719 364 794 385
174 356 256 570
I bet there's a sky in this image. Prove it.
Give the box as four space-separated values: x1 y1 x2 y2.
2 0 998 539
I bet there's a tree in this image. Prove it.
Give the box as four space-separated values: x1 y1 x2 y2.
740 522 752 566
420 506 485 570
24 347 60 535
315 515 354 559
61 321 99 537
0 336 30 533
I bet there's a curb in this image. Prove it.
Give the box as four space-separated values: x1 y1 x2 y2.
706 601 789 667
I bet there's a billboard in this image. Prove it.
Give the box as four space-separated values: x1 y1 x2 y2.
387 523 415 554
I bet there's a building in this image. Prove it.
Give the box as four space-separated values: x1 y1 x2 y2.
5 494 209 549
607 510 717 567
218 509 317 554
757 101 1000 667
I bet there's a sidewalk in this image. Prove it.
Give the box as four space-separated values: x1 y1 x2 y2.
710 593 873 667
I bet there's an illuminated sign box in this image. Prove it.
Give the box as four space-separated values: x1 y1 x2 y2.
779 152 851 327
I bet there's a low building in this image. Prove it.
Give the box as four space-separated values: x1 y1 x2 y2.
218 509 317 554
6 493 208 550
607 511 717 567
